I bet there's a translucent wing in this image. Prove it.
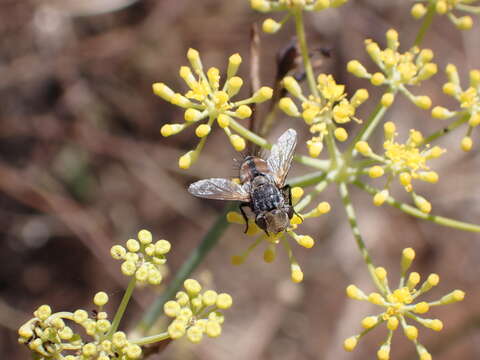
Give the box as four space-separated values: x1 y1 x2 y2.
188 178 250 201
267 128 297 186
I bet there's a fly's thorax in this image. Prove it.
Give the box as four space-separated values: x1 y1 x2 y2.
250 181 285 214
251 175 269 187
239 156 272 184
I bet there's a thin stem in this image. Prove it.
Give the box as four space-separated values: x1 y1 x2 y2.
338 182 386 295
346 100 388 159
295 179 328 212
107 277 136 337
229 118 330 170
456 4 480 13
325 124 340 168
422 113 469 145
293 10 319 98
414 2 436 47
132 332 170 346
294 154 330 170
136 203 236 333
355 180 480 233
289 171 326 187
357 318 386 338
229 117 270 148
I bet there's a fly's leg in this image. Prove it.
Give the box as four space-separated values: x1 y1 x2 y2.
239 203 251 233
282 185 303 223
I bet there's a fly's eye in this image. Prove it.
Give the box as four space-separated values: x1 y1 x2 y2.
255 214 267 231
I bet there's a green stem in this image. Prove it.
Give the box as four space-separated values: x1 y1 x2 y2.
325 124 340 168
346 100 388 159
136 203 235 333
229 118 270 148
414 3 436 47
456 4 480 14
295 154 330 171
295 179 328 212
289 171 326 187
357 318 386 338
338 182 386 295
355 180 480 232
107 277 136 337
422 113 469 144
293 10 319 98
229 118 330 170
132 332 170 346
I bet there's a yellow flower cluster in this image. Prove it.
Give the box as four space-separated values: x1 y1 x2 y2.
227 186 331 282
110 229 170 285
164 279 233 343
250 0 349 33
154 49 273 169
411 0 478 30
279 75 368 157
18 294 142 360
347 29 437 110
356 122 445 213
344 248 465 360
432 64 480 151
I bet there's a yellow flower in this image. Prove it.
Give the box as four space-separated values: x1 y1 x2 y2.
356 122 445 213
434 64 480 151
154 49 274 168
344 248 465 360
164 279 232 343
111 229 170 285
227 187 330 282
250 0 349 16
348 29 437 110
18 296 141 360
279 75 368 155
411 0 478 30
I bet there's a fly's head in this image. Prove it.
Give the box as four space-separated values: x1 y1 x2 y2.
256 209 290 235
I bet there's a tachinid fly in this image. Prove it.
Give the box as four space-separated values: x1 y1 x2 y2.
188 129 299 235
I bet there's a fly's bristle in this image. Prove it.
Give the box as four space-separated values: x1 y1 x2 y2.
232 151 257 168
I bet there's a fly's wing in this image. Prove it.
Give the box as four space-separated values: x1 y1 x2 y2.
188 178 250 202
267 128 297 186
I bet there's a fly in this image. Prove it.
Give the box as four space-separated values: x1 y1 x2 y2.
188 129 299 235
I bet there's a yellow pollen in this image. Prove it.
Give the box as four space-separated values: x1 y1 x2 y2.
185 81 209 101
386 287 413 306
384 140 426 173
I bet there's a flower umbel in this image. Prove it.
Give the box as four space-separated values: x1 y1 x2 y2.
355 122 445 213
164 279 233 343
154 49 274 169
347 29 437 110
18 295 142 360
227 186 331 282
110 229 170 285
411 0 479 30
279 74 368 157
432 64 480 151
251 0 350 33
344 248 465 359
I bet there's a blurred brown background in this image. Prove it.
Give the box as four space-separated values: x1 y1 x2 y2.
1 0 479 359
